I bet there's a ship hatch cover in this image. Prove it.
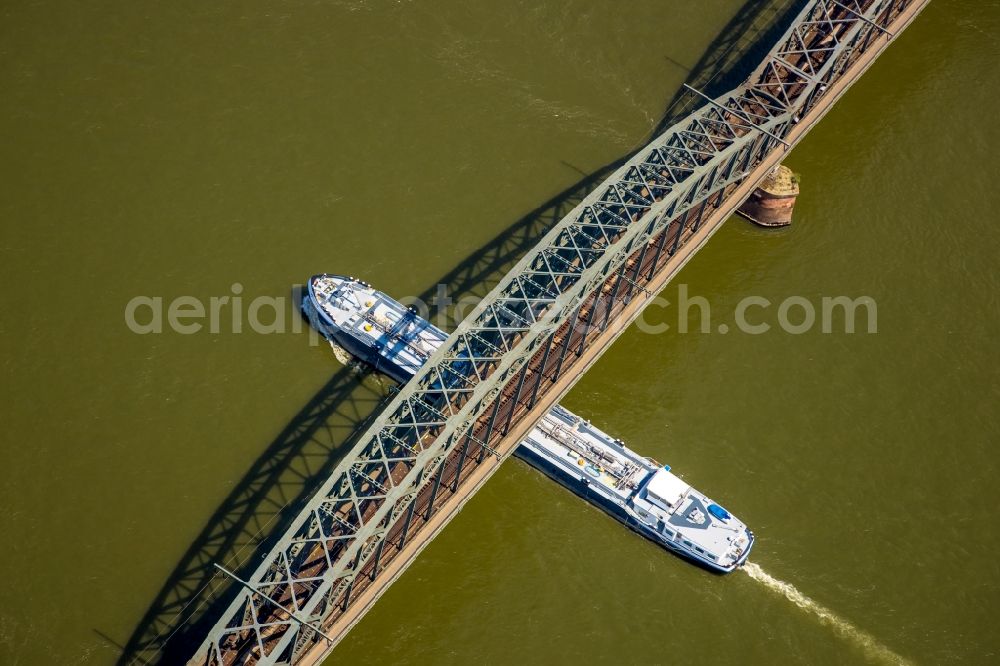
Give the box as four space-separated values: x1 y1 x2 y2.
646 469 689 508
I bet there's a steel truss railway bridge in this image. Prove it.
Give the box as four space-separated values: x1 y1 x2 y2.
191 0 928 662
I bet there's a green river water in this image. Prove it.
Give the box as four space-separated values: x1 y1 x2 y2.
1 1 998 664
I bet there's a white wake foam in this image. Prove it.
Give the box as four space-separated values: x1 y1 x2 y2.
327 340 355 367
742 563 910 665
326 340 390 389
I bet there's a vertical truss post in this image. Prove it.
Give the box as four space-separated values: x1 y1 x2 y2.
396 499 417 550
479 394 505 463
424 464 445 521
526 334 555 408
451 438 473 492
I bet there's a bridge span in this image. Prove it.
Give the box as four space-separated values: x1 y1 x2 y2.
191 1 929 663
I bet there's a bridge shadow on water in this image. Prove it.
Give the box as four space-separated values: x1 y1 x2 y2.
110 1 804 663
